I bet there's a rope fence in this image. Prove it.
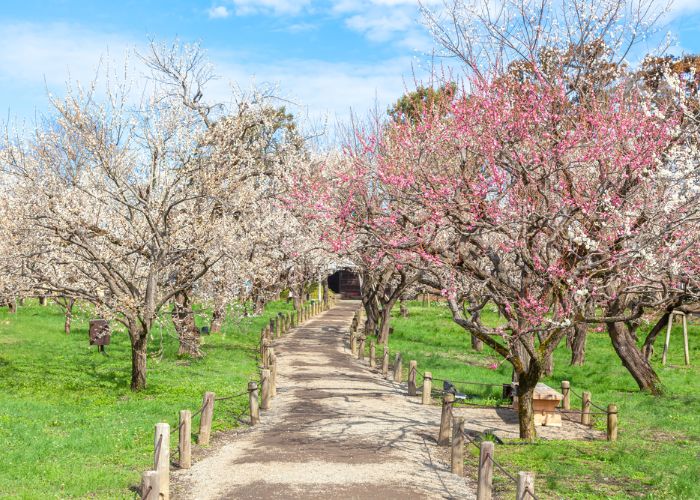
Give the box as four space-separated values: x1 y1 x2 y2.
137 295 337 499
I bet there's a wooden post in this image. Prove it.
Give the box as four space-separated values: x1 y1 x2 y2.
276 314 282 337
141 470 160 500
267 347 275 373
451 417 465 475
477 441 494 500
662 313 673 365
516 471 535 500
261 369 271 410
607 404 618 441
422 372 432 405
359 337 366 360
154 423 170 500
178 410 192 469
581 391 591 425
382 346 390 378
262 339 271 369
350 332 357 355
408 360 417 396
682 313 690 365
269 318 276 338
248 382 260 425
270 354 278 398
561 380 570 410
199 392 215 446
393 353 402 383
369 341 376 368
438 393 455 445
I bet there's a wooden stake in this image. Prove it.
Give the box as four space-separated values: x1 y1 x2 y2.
248 381 259 425
261 369 271 410
683 313 690 365
382 346 389 378
262 339 271 369
451 417 464 475
561 380 570 410
476 441 494 500
607 404 618 441
516 471 535 500
270 354 278 398
358 337 365 360
581 391 591 425
141 470 160 500
438 393 455 445
350 332 357 356
178 410 192 469
408 360 417 396
199 392 215 446
393 353 402 383
154 423 170 500
369 341 376 368
662 313 673 365
422 372 432 405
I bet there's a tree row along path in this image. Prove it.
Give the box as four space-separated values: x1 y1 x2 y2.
173 300 475 499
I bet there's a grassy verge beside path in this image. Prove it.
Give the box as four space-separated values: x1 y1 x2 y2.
383 301 700 499
0 300 294 498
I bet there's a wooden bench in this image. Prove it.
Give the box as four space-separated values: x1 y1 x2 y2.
511 383 563 427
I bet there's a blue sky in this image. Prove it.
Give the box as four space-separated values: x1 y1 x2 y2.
0 0 699 127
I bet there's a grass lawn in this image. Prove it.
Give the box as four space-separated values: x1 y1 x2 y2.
384 301 700 499
0 299 296 499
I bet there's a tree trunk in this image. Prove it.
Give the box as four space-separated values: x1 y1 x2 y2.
607 321 662 395
571 321 587 365
471 334 483 352
322 279 330 308
516 371 538 442
172 292 201 357
378 308 392 344
642 312 671 360
7 299 16 314
130 331 148 391
39 295 46 306
64 298 75 335
210 300 226 334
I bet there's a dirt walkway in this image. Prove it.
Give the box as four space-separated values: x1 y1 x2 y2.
173 300 475 499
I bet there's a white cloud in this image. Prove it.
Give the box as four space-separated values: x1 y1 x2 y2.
207 6 231 19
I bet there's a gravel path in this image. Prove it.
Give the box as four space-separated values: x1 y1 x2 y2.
173 300 475 499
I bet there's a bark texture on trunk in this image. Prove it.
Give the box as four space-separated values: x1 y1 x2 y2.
64 298 75 335
210 300 226 334
172 292 201 357
571 321 587 365
471 334 483 352
607 321 662 395
642 312 671 360
130 331 148 391
516 371 538 442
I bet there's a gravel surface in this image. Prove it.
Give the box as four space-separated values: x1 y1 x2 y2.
173 300 475 499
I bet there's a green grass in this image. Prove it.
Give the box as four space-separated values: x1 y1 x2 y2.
382 301 700 499
0 299 296 499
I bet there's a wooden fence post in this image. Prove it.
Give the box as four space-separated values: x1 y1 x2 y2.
276 314 282 337
358 337 366 360
249 382 260 425
262 339 271 369
451 417 465 475
141 470 160 500
561 380 570 410
581 391 591 425
178 410 192 469
422 372 432 405
607 404 618 441
270 354 278 398
393 353 403 383
261 369 271 410
154 423 170 500
199 392 215 446
267 347 275 374
369 341 376 368
438 393 455 445
477 441 494 500
516 471 535 500
350 332 357 356
382 347 390 378
408 360 417 396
